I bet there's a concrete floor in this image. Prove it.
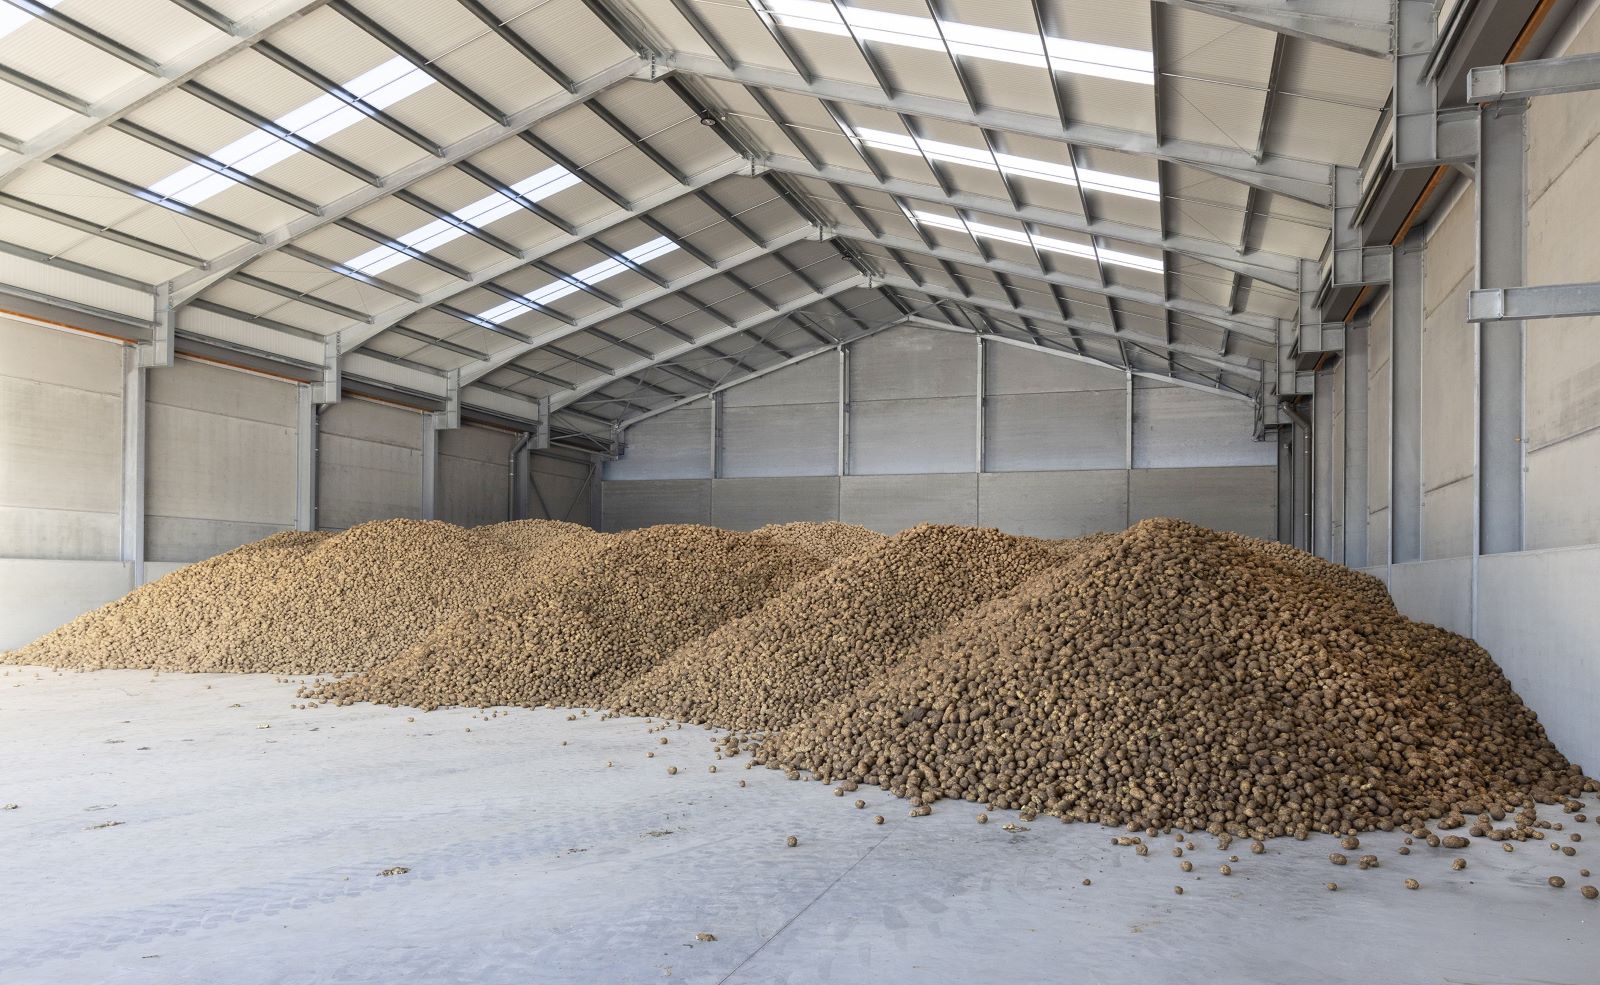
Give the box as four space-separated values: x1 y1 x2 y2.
1 667 1595 985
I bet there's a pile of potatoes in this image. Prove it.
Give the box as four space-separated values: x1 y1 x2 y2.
6 519 594 675
8 512 1592 840
754 519 1595 835
752 521 887 562
612 525 1080 731
308 523 841 710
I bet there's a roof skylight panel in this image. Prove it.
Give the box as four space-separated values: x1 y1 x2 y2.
345 165 583 277
0 0 59 42
146 56 434 207
478 236 680 325
754 0 1154 86
912 211 1163 273
852 127 1159 201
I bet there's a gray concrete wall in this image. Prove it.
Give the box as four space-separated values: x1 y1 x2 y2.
1419 190 1476 561
438 426 514 529
316 398 424 532
0 316 123 560
145 359 297 562
529 451 598 527
1 315 534 646
1366 293 1392 565
1361 546 1600 780
604 325 1276 536
1522 9 1600 550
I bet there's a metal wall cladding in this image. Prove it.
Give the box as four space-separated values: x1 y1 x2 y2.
849 396 975 475
985 390 1126 472
1132 384 1274 469
849 326 977 399
316 399 425 531
720 403 837 477
1128 466 1276 541
839 474 978 533
604 403 711 480
710 477 840 531
977 471 1129 539
601 479 711 531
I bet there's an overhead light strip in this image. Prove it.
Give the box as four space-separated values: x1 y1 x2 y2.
147 56 433 206
754 0 1154 86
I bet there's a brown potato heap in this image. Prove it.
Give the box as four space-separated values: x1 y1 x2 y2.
751 521 887 562
6 529 330 673
755 518 1592 837
614 525 1079 732
7 520 583 675
310 525 829 710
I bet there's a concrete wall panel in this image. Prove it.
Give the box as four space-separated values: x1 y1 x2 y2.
850 396 974 474
0 505 119 560
146 403 296 524
530 452 596 526
1421 475 1474 561
439 426 514 528
1133 385 1273 468
1525 428 1600 550
986 341 1124 394
316 399 424 531
710 476 839 530
605 402 710 480
601 479 711 531
721 402 836 477
1477 545 1600 777
850 326 975 399
146 516 294 563
1367 505 1390 567
0 320 123 560
0 317 123 393
722 354 837 407
1128 466 1276 539
984 390 1125 472
0 375 122 520
1386 557 1474 639
840 473 977 532
147 359 295 427
977 470 1127 538
0 558 131 650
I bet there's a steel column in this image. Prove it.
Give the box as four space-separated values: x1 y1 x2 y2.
421 417 439 521
837 346 850 476
120 347 146 585
974 335 985 474
1313 371 1334 558
1342 324 1369 567
1475 101 1526 556
709 391 722 480
1277 421 1295 544
1390 236 1424 563
295 385 319 531
1125 371 1135 470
